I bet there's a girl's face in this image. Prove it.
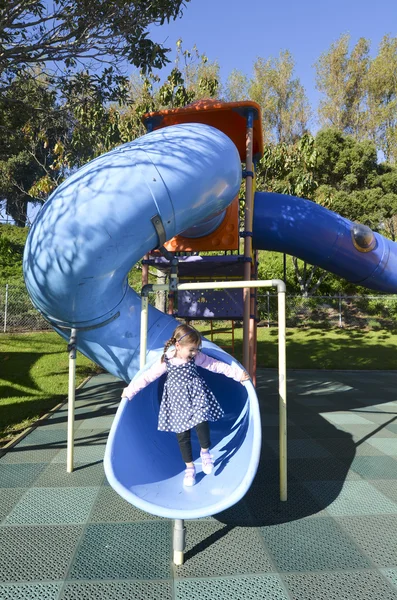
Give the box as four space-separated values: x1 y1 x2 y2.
175 339 201 360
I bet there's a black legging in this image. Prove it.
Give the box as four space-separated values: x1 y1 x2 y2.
176 421 211 463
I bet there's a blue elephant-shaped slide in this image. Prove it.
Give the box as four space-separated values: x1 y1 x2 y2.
23 123 397 519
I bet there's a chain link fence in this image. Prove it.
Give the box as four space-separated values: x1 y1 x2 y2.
257 292 397 330
0 284 51 332
2 283 397 333
0 283 159 333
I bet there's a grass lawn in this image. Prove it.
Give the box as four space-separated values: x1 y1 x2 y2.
200 324 397 370
1 326 396 446
0 332 100 445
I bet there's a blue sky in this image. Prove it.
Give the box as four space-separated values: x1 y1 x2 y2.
148 0 397 124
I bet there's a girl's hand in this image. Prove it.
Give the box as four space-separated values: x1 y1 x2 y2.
240 371 250 382
121 388 131 401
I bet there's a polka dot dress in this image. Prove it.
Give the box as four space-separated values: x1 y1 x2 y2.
158 356 224 434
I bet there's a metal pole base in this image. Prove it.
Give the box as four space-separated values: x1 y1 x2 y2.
173 519 186 565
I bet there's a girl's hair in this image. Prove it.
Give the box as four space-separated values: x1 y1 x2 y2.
161 324 201 362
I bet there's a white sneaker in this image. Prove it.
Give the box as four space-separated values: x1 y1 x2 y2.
183 466 196 486
200 451 214 475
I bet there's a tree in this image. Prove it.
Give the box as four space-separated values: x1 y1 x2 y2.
366 35 397 163
0 1 190 87
314 128 397 238
0 2 192 224
315 34 370 138
248 51 311 145
223 69 249 102
256 135 325 295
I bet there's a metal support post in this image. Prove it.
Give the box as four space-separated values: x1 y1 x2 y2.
67 328 77 473
173 519 186 565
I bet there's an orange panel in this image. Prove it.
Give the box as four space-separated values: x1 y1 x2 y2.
163 196 239 252
142 100 264 162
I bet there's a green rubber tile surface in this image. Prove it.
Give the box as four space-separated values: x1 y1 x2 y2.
175 521 275 578
33 462 105 487
51 443 106 464
367 437 397 455
244 482 325 525
287 458 361 481
381 569 397 589
283 571 397 600
0 462 47 487
4 486 99 524
175 575 289 600
304 480 397 516
337 515 397 567
0 447 62 463
89 486 165 522
67 522 172 580
0 488 27 522
321 413 376 426
369 479 397 502
0 583 62 600
0 525 83 581
61 580 173 600
349 455 397 478
259 517 371 572
265 439 332 458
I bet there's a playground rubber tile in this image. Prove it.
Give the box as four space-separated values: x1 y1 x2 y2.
89 486 165 522
282 570 397 600
287 457 361 481
369 479 397 503
0 447 62 463
0 583 62 600
4 486 99 524
300 424 351 439
336 515 397 567
321 413 375 425
251 459 284 486
267 439 332 459
0 524 83 581
304 480 397 516
259 517 371 572
295 396 335 408
17 427 68 447
367 437 397 455
350 455 397 479
210 497 252 526
0 488 27 522
0 462 47 487
61 580 173 600
175 575 289 600
381 569 397 590
51 442 106 464
244 482 325 525
67 522 171 580
33 462 105 487
175 521 274 578
77 415 116 429
315 438 378 459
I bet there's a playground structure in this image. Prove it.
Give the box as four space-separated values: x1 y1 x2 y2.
23 100 397 565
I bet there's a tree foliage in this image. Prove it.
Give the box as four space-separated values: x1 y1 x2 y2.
0 0 189 84
315 34 370 137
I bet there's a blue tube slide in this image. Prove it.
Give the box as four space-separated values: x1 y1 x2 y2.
23 123 262 519
253 191 397 292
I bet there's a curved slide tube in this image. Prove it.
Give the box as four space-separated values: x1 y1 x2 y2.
23 123 262 519
253 191 397 293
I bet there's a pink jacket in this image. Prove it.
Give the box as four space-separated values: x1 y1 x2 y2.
122 351 245 400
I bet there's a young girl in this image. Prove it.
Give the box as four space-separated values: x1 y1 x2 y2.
122 324 250 487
